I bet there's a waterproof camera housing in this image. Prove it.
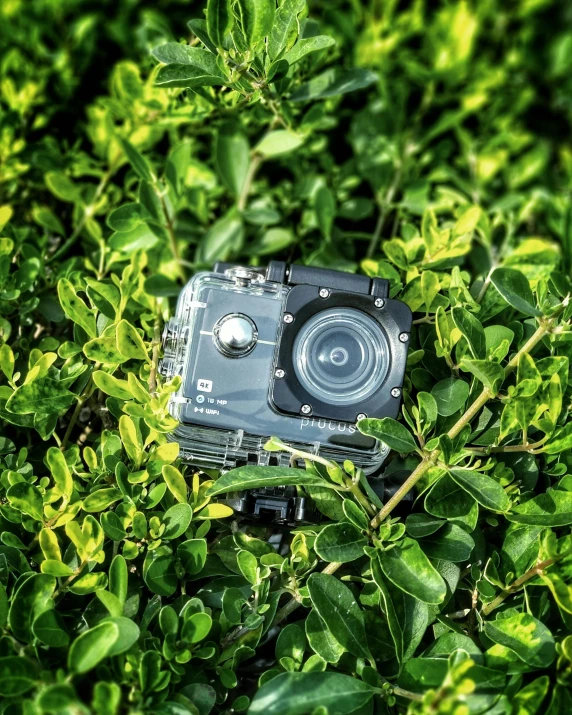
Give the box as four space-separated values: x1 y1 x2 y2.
159 262 412 481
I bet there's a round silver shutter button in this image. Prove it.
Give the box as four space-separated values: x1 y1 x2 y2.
213 313 258 357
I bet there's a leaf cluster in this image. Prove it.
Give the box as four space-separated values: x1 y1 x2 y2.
1 0 572 714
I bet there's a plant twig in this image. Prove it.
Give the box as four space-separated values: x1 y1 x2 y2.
238 153 263 212
48 169 114 263
148 310 163 396
61 362 101 449
482 557 556 615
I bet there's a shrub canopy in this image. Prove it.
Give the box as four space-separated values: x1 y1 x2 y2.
1 0 572 713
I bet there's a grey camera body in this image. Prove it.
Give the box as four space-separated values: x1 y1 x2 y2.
159 262 411 476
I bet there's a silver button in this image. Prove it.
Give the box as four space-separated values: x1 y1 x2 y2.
213 314 258 357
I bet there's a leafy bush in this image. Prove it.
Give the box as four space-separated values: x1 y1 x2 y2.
1 0 572 712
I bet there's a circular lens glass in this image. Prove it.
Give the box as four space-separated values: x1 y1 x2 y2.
293 308 390 406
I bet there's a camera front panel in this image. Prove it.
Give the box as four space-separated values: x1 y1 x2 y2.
165 272 379 468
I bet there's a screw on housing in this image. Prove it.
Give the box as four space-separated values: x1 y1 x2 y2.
283 313 294 324
275 368 285 378
300 404 312 415
374 298 385 308
391 387 401 398
399 333 409 342
356 413 367 421
319 288 330 298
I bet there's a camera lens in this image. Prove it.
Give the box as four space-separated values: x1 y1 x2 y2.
293 308 389 406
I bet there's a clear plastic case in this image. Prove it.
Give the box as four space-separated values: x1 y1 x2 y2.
160 268 389 472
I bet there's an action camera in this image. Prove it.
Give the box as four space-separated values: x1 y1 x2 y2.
159 262 412 498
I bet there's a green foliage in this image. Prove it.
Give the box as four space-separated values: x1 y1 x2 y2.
2 0 572 712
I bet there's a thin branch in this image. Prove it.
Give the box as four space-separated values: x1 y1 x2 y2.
48 169 114 263
237 153 263 212
481 557 556 616
366 170 402 259
148 310 163 396
61 362 101 450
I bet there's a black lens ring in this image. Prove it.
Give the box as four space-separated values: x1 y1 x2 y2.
271 284 412 423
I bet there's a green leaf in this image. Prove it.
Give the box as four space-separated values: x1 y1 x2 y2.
513 676 550 715
109 554 128 606
305 609 344 664
484 613 555 668
449 468 510 513
0 583 7 629
162 464 188 503
255 130 305 157
431 378 470 417
377 537 447 605
0 343 14 381
104 617 140 656
237 549 258 584
544 422 572 454
315 185 336 240
162 503 193 539
198 211 244 264
155 60 227 89
7 482 44 521
425 474 477 519
92 371 133 400
358 417 417 453
45 447 73 503
152 43 224 77
249 671 375 715
372 556 429 664
188 18 218 53
109 224 159 253
342 499 369 530
236 0 275 49
215 122 250 197
119 415 143 466
116 319 148 361
8 573 56 642
284 36 336 65
460 358 505 394
178 539 207 575
83 337 126 364
45 172 81 203
276 622 306 665
118 138 155 183
5 377 75 415
207 466 327 496
268 0 304 61
182 611 212 643
508 489 572 526
143 545 178 596
107 202 150 232
307 572 372 660
490 267 542 317
250 227 296 255
405 513 445 538
451 306 486 359
206 0 233 48
82 487 123 513
32 609 69 647
290 68 378 102
314 522 367 563
419 523 475 563
68 621 120 674
57 279 97 338
222 587 246 625
0 656 38 697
